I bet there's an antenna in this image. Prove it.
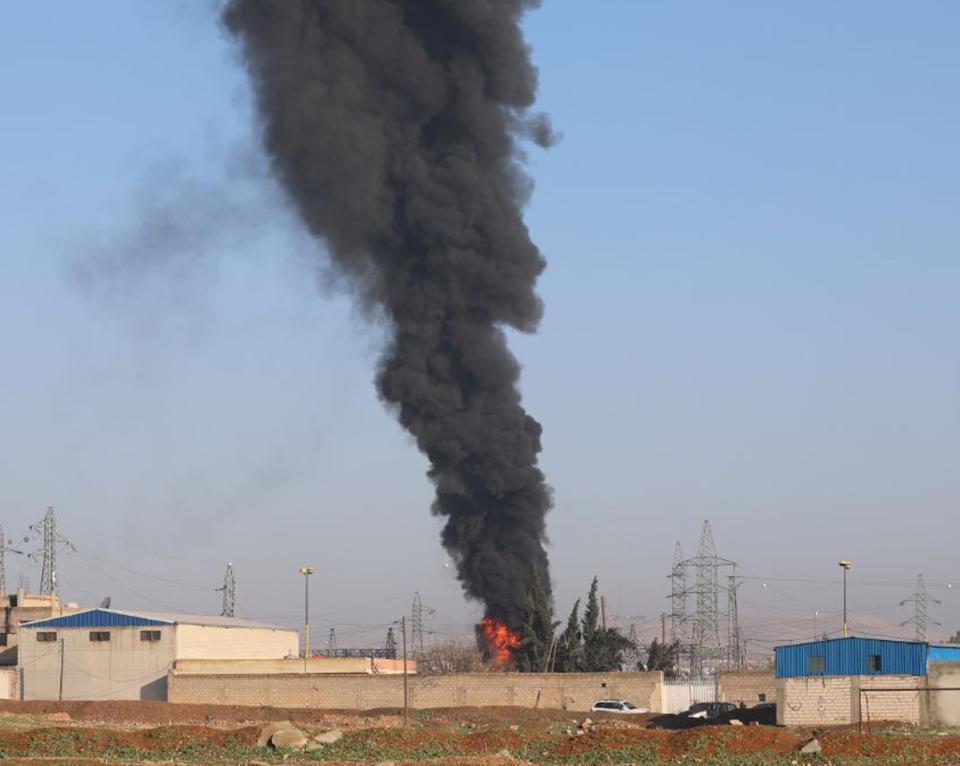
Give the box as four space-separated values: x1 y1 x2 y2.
28 507 74 595
219 563 236 618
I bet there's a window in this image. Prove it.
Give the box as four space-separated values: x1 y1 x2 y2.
758 693 767 702
0 634 7 646
868 654 882 673
808 655 825 674
37 632 57 642
140 630 162 642
89 631 111 642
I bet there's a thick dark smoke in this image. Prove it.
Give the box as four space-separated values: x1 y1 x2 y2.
223 0 553 629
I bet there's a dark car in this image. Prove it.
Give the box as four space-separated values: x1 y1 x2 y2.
685 702 738 720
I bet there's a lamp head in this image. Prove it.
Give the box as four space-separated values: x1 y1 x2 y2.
839 560 853 570
299 566 315 576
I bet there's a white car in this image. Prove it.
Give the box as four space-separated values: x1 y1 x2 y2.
591 699 650 714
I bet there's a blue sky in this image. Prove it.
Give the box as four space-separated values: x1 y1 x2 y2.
1 2 957 651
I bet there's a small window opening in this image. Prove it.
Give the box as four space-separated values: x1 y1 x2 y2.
37 632 57 642
140 630 162 642
808 655 825 674
89 631 111 642
867 654 882 673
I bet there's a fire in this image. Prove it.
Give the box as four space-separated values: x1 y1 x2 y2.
479 617 520 666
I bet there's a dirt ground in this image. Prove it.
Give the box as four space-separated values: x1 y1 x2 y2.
0 701 957 764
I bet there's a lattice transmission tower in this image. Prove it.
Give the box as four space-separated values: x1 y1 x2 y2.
669 542 688 647
219 563 236 617
28 507 73 595
327 628 338 657
901 574 941 642
385 627 397 659
412 591 434 653
671 521 738 677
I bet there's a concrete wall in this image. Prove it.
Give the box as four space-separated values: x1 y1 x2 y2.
777 675 922 726
925 662 960 727
168 670 664 712
175 657 414 675
718 670 776 706
19 626 175 701
174 625 299 661
0 668 17 700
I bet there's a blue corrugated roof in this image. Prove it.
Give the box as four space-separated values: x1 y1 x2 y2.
775 637 928 678
928 645 960 663
21 609 173 629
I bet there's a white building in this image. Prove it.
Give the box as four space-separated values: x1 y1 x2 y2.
19 608 298 701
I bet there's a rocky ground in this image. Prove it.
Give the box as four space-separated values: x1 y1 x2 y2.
0 701 958 764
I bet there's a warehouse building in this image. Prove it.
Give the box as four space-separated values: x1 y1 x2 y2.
775 637 960 726
18 608 298 701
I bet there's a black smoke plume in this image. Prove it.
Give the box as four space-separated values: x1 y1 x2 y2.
223 0 553 629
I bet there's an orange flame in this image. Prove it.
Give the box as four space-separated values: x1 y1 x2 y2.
479 617 520 665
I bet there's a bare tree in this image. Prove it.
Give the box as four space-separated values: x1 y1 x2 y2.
416 640 488 676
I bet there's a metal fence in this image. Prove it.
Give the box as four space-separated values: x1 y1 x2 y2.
662 676 717 714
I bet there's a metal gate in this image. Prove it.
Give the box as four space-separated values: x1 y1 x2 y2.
662 676 716 714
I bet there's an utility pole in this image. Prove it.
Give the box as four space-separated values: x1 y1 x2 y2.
839 560 852 638
401 616 408 727
299 566 315 670
727 572 742 669
600 596 607 630
58 639 65 701
0 524 5 595
661 612 667 645
219 563 236 618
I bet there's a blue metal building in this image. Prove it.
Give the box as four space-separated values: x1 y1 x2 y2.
775 637 960 678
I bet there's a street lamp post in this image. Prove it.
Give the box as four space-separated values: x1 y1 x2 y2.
299 566 315 671
839 560 853 638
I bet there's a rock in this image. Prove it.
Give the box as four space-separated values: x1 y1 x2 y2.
43 712 72 722
800 738 822 754
373 762 396 766
508 724 519 731
495 749 514 760
313 728 345 745
729 719 744 726
583 718 593 727
270 728 309 750
250 761 272 766
258 721 294 748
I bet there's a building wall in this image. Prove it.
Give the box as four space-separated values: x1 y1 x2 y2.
19 625 175 701
168 670 664 712
776 638 927 678
777 675 922 726
174 625 299 660
175 657 414 675
924 662 960 727
0 668 17 700
718 670 776 705
0 591 80 667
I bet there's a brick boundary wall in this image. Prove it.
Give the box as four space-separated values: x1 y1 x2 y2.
777 675 922 726
167 670 664 712
717 670 776 706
